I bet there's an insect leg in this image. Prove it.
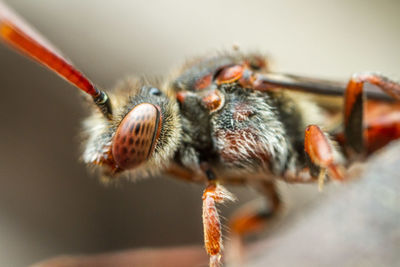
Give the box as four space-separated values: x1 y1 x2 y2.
304 125 344 190
344 72 400 155
164 165 235 267
202 167 235 267
165 165 230 266
227 181 281 266
229 181 280 236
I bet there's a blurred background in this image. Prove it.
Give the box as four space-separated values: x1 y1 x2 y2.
0 0 399 266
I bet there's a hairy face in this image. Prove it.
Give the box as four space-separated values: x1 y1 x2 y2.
82 78 181 180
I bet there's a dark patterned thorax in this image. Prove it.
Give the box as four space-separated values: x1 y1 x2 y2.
171 53 306 176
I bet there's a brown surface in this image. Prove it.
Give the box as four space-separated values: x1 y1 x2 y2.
32 247 207 267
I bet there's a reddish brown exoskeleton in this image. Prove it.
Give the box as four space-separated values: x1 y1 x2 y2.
2 2 400 266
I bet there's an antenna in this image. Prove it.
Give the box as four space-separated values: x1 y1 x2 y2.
0 2 112 119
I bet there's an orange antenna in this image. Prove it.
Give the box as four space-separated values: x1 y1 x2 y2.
0 2 112 119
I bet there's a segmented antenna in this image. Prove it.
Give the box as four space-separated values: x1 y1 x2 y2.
0 2 112 119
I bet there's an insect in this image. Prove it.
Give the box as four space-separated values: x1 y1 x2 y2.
2 2 400 267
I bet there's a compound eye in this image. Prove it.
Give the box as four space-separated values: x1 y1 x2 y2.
112 103 162 170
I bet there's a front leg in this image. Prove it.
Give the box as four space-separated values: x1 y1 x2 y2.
166 164 236 266
202 169 235 267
